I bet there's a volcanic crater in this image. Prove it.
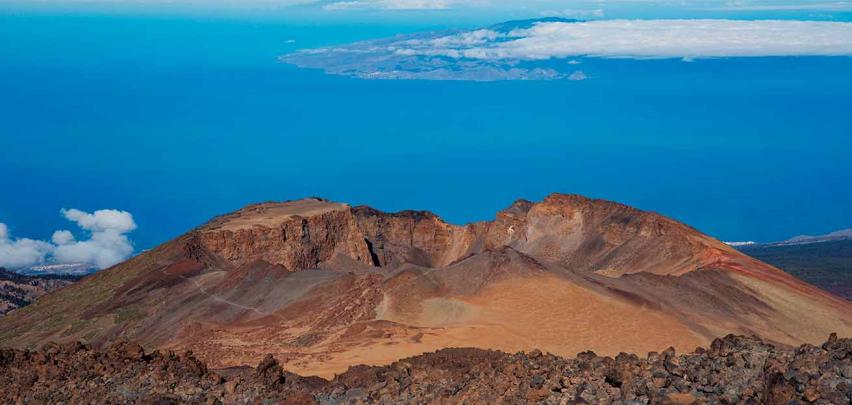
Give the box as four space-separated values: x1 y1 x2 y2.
1 193 849 378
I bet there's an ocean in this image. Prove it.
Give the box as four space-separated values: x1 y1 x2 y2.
2 9 851 248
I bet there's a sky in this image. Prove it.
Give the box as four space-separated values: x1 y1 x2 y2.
1 0 851 271
4 0 852 20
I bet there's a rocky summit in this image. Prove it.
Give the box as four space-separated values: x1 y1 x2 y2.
0 194 850 380
1 334 849 404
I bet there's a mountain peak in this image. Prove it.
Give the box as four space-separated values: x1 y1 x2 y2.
1 193 848 378
498 198 534 217
487 17 581 34
202 198 348 232
772 227 852 246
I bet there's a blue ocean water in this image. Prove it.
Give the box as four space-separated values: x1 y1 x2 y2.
1 10 851 249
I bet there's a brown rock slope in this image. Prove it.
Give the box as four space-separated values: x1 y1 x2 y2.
0 194 849 377
0 268 79 316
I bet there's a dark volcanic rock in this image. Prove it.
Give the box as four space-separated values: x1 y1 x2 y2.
739 239 852 300
1 334 849 404
0 340 320 404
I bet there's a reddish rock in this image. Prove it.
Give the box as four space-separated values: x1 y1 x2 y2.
0 194 849 382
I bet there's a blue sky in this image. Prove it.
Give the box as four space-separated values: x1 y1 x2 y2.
1 0 851 270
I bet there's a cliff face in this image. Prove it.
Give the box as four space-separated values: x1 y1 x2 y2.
0 193 849 378
194 200 374 270
188 194 744 278
352 206 471 268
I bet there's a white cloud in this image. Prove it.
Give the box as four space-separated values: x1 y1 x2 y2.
0 208 137 271
705 1 852 11
542 8 605 19
725 241 756 246
16 0 852 13
323 0 457 10
51 230 75 245
319 0 852 12
19 0 317 4
568 70 588 80
284 18 852 80
414 19 852 60
52 232 135 270
61 208 136 234
0 224 54 269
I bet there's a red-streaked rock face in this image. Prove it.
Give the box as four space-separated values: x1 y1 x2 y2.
485 193 723 276
188 194 748 279
0 193 849 379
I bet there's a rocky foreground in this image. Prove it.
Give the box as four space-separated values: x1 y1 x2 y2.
1 334 850 404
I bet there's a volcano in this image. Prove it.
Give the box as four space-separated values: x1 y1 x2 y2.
1 193 849 377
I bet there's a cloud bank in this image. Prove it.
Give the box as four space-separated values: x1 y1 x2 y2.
282 18 852 80
323 0 459 10
704 2 852 11
0 209 137 271
445 19 852 60
15 0 852 14
0 224 53 269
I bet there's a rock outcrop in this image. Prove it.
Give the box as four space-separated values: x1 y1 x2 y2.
194 200 375 270
188 195 759 278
